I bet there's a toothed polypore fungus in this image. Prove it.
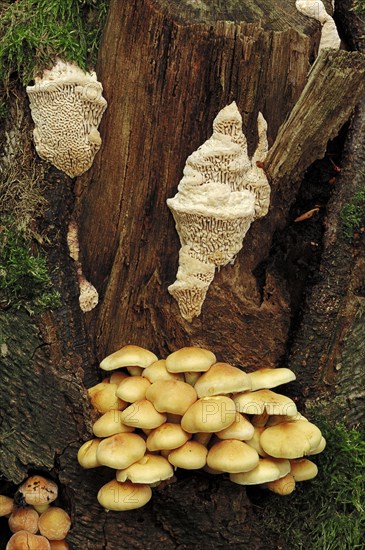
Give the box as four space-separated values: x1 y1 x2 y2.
38 507 71 541
167 101 270 321
26 59 107 177
15 476 58 508
295 0 340 53
97 480 152 511
100 345 158 372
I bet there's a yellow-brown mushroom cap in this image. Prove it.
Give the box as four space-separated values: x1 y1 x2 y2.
97 480 152 511
194 362 251 397
215 413 254 441
145 379 197 415
92 410 135 438
165 347 216 373
87 382 126 414
96 433 146 469
146 423 191 451
260 420 322 459
181 396 236 433
38 507 71 541
8 507 39 534
16 476 58 507
77 438 102 469
290 458 318 481
142 360 184 382
230 457 290 485
120 399 167 429
207 439 259 473
116 376 151 403
168 441 208 470
0 495 14 517
6 531 51 550
248 368 296 391
233 389 297 417
100 345 158 371
116 454 174 484
266 473 296 495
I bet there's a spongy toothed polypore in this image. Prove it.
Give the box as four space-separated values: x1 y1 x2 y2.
167 102 270 321
78 344 325 510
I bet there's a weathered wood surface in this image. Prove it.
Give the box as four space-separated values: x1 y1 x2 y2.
288 98 365 426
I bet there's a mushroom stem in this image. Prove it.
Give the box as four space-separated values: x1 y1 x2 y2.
184 371 201 386
194 433 212 447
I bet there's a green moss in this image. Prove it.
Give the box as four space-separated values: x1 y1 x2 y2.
0 224 61 314
0 0 108 84
260 419 365 550
352 0 365 18
340 186 365 240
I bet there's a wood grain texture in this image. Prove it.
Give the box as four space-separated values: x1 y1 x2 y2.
76 0 320 369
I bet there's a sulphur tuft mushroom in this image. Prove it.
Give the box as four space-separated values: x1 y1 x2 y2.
8 506 39 534
6 530 51 550
38 507 71 541
15 476 58 509
97 480 152 511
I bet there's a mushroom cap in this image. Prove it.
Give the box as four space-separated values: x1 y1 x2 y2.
266 473 296 495
16 476 58 507
146 423 191 451
6 531 51 550
0 495 14 517
207 439 259 473
116 376 151 402
96 433 146 469
233 389 297 416
142 360 184 382
145 379 197 415
38 507 71 540
307 436 326 455
165 347 216 373
245 426 269 457
92 410 135 438
248 368 296 391
8 507 39 534
194 362 251 397
109 371 129 385
290 458 318 481
97 480 152 511
260 420 323 458
87 382 126 414
49 540 69 550
181 396 237 433
120 399 167 429
100 345 158 371
215 413 254 441
230 458 290 485
77 438 102 469
116 454 174 484
168 441 208 470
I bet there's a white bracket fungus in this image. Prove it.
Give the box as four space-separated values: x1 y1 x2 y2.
26 59 107 177
167 101 270 321
295 0 341 53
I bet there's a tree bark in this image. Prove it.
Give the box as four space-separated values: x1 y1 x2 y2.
1 0 365 548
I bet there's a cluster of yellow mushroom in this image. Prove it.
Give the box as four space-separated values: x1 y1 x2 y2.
0 475 71 549
78 345 325 511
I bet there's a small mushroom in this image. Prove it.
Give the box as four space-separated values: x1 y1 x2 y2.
215 413 255 441
6 530 51 550
100 345 158 372
146 423 191 452
233 389 297 417
77 439 102 469
97 480 152 511
49 541 70 550
87 382 126 414
142 360 184 382
38 507 71 540
207 439 259 473
92 410 135 438
15 476 58 509
0 495 14 517
230 458 290 486
145 379 197 416
120 399 167 429
116 376 151 402
165 346 216 385
96 433 146 469
290 458 318 481
8 506 39 534
167 441 208 470
194 362 251 397
116 454 174 485
260 420 323 459
265 473 296 495
181 396 236 433
247 367 296 391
